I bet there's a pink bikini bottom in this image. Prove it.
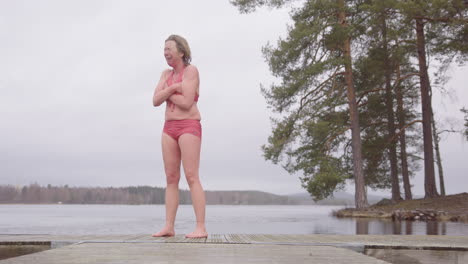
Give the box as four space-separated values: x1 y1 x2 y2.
163 119 202 141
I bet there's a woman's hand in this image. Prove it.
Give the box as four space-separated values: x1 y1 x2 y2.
165 65 199 111
165 83 183 112
169 82 183 93
153 70 176 107
164 83 177 112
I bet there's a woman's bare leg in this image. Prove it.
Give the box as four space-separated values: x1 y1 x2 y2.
152 133 181 237
178 134 207 238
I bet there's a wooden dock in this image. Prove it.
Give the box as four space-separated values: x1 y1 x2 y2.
1 234 467 263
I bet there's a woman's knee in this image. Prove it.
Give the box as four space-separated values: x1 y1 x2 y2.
165 170 181 185
185 171 200 186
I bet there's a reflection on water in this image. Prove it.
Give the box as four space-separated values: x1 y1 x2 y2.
407 221 413 235
365 248 468 264
354 219 452 235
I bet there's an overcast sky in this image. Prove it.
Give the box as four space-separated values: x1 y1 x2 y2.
1 0 467 196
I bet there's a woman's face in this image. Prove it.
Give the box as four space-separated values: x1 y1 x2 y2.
164 40 183 67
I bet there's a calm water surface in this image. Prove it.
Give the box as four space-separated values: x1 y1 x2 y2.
0 204 467 235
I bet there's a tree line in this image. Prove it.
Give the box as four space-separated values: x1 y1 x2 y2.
0 184 297 205
231 0 467 208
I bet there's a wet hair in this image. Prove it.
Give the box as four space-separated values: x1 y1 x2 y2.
165 35 191 65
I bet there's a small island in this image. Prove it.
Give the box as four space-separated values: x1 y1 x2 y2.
334 192 468 222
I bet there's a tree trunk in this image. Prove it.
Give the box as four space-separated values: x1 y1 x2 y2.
415 18 439 198
431 110 446 196
382 16 402 202
396 63 413 200
356 219 369 235
339 0 368 209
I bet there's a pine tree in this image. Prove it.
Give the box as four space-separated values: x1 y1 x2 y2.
395 61 419 200
232 0 369 208
360 0 403 201
231 0 466 204
338 0 368 208
322 0 423 201
397 0 467 198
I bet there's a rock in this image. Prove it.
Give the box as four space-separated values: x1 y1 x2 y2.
391 209 452 221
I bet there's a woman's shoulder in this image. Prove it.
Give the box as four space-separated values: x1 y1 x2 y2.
160 68 172 75
162 68 172 74
160 68 172 79
185 64 198 70
184 64 199 75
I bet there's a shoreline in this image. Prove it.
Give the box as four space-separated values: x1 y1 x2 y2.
333 192 468 222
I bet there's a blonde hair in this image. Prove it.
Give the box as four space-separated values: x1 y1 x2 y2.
165 35 191 65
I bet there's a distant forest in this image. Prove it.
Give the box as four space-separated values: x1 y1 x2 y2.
0 184 301 205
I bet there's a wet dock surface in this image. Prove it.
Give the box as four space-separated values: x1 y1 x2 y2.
1 234 467 263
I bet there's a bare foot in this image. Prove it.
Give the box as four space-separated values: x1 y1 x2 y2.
152 226 175 237
185 228 208 238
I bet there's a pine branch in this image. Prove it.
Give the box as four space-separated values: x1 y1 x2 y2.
356 88 386 105
437 129 462 136
362 121 388 131
324 126 350 153
299 70 345 111
395 39 417 46
357 100 369 108
390 119 423 143
414 16 468 23
392 73 420 89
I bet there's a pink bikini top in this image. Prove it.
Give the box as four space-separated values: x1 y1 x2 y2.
166 68 199 102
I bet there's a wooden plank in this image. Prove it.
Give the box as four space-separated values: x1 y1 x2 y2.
162 234 186 243
224 234 250 244
205 234 228 244
180 237 207 243
1 234 467 250
122 234 149 241
0 242 391 264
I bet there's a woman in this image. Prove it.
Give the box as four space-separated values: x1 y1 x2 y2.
151 35 207 238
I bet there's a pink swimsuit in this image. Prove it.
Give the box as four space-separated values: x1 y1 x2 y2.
163 119 202 141
166 69 199 102
163 68 201 141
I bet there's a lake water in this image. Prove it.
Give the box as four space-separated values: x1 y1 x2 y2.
1 204 467 235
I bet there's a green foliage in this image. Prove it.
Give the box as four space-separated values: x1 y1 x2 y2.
257 1 367 201
351 0 424 193
230 0 290 13
231 0 467 201
398 0 468 73
300 157 347 201
262 114 298 164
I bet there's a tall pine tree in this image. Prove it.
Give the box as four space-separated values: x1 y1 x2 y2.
231 0 466 204
397 0 467 198
231 0 369 208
